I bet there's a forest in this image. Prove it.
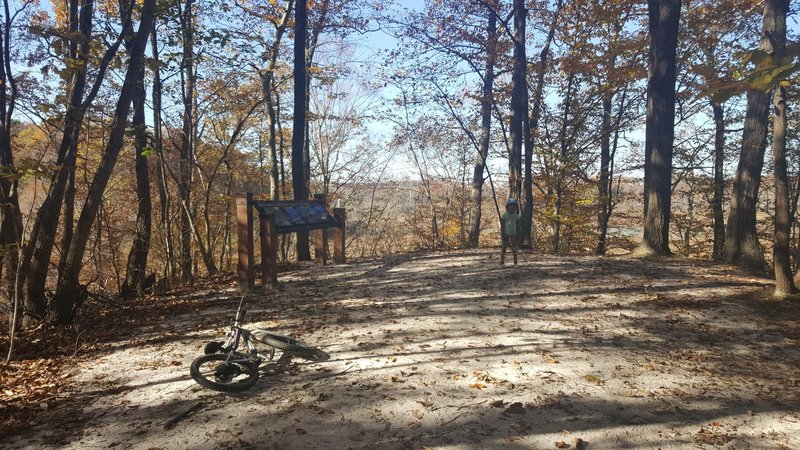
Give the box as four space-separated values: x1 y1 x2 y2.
0 0 799 339
2 1 800 447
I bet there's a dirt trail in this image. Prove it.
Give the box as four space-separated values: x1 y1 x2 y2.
3 250 799 449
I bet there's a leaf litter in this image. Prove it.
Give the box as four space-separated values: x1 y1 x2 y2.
1 250 799 449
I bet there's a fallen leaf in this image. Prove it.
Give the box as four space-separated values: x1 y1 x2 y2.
582 375 603 385
554 441 571 449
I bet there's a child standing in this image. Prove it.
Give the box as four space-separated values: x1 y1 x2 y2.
500 198 520 265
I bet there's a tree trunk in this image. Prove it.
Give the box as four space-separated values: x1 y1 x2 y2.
552 71 575 254
178 0 195 281
596 16 624 256
721 0 783 270
267 94 281 200
711 100 725 259
700 42 727 260
597 94 613 255
467 8 497 248
151 25 175 284
772 83 794 295
507 0 526 201
51 0 156 324
258 0 293 201
20 0 97 326
637 0 681 256
292 0 311 260
524 0 562 249
0 0 23 320
294 0 330 261
767 0 794 296
121 52 152 299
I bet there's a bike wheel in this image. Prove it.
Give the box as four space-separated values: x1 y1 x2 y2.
190 353 259 392
251 331 329 361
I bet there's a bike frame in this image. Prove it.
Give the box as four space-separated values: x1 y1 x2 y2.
218 298 274 365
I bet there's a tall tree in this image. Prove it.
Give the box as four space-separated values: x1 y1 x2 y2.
767 0 794 296
150 23 176 284
684 0 760 259
523 0 564 249
292 0 311 260
721 0 783 270
592 0 640 255
177 0 195 280
122 0 154 299
19 0 128 326
704 44 727 259
637 0 681 256
0 0 29 304
51 0 157 324
468 4 498 248
253 0 294 201
507 0 527 201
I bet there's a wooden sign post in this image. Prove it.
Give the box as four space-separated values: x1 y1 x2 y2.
259 213 279 291
236 193 346 292
314 194 328 265
333 207 346 264
236 193 254 292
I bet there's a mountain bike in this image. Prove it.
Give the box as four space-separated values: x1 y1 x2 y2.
190 296 328 393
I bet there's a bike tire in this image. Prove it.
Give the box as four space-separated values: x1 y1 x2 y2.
190 353 259 392
251 331 329 361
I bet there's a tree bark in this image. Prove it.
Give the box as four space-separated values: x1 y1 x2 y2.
721 0 781 270
20 0 100 326
710 100 725 259
638 0 681 256
597 94 613 255
0 0 23 317
121 45 152 299
257 0 293 201
772 82 794 295
767 0 794 296
700 42 727 259
151 25 175 284
524 0 562 249
292 0 311 260
467 8 497 248
552 71 575 253
178 0 195 281
51 0 156 324
295 0 330 261
507 0 526 201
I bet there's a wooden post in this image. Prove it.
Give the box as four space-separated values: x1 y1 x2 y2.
314 194 328 265
236 193 254 292
333 207 346 264
259 213 279 290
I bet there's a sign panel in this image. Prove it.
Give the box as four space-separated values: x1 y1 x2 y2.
251 200 339 234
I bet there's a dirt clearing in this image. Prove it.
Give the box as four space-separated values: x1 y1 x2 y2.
2 250 799 449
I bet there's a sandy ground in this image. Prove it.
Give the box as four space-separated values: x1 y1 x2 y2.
3 249 800 450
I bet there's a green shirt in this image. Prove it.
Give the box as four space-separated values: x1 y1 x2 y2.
501 212 520 236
